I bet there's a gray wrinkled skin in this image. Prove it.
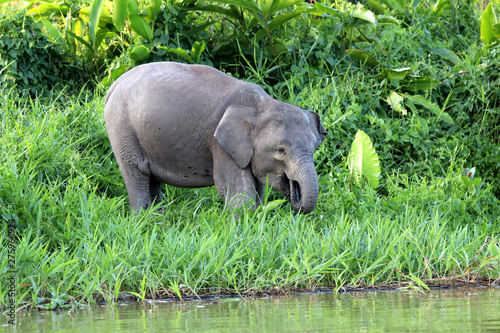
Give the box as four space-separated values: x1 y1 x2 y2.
104 62 326 214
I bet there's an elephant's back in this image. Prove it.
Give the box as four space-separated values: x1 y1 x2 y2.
106 62 236 104
106 62 244 124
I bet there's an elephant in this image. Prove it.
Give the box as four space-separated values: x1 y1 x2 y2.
104 62 326 214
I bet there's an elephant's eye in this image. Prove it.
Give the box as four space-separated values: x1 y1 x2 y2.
274 146 287 161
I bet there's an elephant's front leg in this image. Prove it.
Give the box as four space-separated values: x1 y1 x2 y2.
212 150 260 212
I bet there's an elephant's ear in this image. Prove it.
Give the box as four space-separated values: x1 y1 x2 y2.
305 110 327 145
215 105 257 168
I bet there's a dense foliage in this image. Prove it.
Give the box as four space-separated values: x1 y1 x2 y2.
0 10 86 97
0 0 499 309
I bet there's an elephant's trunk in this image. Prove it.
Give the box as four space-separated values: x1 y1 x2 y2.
287 160 320 214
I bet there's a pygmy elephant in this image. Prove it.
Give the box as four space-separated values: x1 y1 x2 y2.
104 62 326 214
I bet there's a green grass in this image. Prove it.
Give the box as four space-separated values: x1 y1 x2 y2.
0 79 499 310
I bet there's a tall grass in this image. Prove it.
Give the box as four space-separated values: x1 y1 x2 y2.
0 80 499 310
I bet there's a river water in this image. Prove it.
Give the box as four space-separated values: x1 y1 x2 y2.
3 287 499 332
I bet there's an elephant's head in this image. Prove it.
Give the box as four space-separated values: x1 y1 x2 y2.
214 101 326 213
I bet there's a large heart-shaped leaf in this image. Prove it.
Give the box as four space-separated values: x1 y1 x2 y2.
348 130 381 189
481 3 495 45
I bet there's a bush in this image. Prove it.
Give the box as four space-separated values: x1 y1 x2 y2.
0 10 88 97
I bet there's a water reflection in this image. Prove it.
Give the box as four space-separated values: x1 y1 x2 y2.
3 288 499 332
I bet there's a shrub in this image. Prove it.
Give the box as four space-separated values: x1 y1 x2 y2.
0 9 87 97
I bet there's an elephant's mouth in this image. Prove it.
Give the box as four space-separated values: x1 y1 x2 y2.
280 174 302 212
290 180 301 205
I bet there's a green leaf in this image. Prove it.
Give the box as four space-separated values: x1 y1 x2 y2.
258 0 273 16
149 0 162 19
89 0 104 46
129 44 150 63
186 21 216 35
269 6 307 30
424 46 460 65
348 130 381 189
376 15 400 24
128 0 153 40
112 0 128 31
352 7 376 24
366 0 387 15
415 115 429 134
430 0 450 18
307 2 341 17
265 37 289 54
345 49 380 68
72 18 86 39
402 94 454 125
254 7 306 41
193 4 242 20
191 41 206 64
65 28 92 49
158 46 192 62
402 76 440 91
460 176 481 190
102 65 128 86
27 4 71 18
408 272 430 291
268 0 303 16
382 67 411 81
210 0 261 12
481 3 496 45
380 0 405 12
40 19 69 52
386 90 407 115
249 199 286 217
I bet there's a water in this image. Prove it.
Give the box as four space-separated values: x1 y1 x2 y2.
3 288 500 332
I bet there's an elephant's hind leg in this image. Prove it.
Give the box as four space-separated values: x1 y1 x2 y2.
110 134 154 211
119 160 154 211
